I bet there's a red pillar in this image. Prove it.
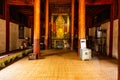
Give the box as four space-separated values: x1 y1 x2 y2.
28 16 34 44
118 0 120 79
109 4 114 57
71 0 74 50
78 0 86 56
33 0 41 58
5 1 10 53
45 0 49 49
31 24 34 44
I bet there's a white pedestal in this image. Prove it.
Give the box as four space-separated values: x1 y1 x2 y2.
80 48 91 61
80 39 86 49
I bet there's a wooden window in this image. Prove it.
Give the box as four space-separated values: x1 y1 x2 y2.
19 25 24 39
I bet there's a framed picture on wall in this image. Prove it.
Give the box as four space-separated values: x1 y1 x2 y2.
19 25 24 39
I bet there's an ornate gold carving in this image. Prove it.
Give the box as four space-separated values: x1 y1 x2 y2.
55 15 65 39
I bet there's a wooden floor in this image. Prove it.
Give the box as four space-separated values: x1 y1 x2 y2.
0 49 118 80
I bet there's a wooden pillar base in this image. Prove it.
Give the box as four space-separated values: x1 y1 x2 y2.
29 53 44 60
33 39 40 58
28 53 38 60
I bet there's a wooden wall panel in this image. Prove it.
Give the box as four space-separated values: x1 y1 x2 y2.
0 19 6 53
9 22 18 51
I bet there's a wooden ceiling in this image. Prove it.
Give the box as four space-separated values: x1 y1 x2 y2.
8 0 114 16
0 0 117 27
12 6 33 16
86 5 110 17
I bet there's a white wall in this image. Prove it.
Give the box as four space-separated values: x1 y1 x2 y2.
0 19 31 53
113 19 118 59
10 22 19 51
0 19 6 53
101 22 110 56
17 27 31 49
89 19 119 59
24 27 31 40
10 24 31 51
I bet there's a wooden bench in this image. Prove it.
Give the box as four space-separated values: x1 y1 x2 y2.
0 48 33 69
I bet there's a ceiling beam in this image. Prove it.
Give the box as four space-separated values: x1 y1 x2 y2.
86 0 113 5
7 0 33 6
49 0 71 3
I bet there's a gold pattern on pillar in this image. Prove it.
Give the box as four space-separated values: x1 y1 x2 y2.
45 0 49 49
78 0 86 56
33 0 40 58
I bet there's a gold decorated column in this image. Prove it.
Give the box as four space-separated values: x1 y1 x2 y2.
45 0 49 49
78 0 86 55
33 0 40 58
71 0 74 50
